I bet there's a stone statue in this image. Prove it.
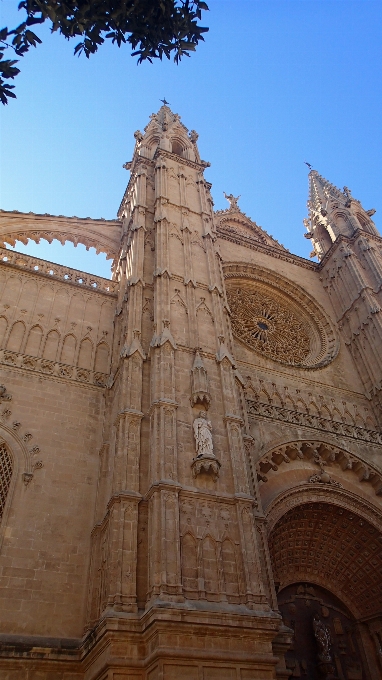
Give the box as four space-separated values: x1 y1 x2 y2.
193 410 214 458
224 192 241 211
313 614 332 664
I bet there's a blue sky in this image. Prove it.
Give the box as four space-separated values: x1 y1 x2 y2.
1 0 381 278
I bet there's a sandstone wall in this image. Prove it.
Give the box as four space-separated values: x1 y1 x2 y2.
0 253 116 637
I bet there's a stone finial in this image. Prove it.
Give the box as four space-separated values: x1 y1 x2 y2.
224 192 241 211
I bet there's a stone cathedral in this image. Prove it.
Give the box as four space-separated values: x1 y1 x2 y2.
0 104 381 680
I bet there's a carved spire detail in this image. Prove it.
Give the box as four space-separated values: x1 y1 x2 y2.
304 169 379 260
190 350 211 409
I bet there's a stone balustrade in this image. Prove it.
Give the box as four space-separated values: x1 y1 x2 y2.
0 247 117 295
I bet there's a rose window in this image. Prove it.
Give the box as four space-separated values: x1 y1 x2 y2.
227 287 311 365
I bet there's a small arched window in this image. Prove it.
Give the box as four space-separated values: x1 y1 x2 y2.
171 140 183 156
0 443 13 521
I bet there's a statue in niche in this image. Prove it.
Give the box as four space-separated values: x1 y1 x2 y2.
193 410 214 459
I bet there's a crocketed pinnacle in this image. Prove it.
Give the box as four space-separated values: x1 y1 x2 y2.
308 169 346 216
144 104 185 134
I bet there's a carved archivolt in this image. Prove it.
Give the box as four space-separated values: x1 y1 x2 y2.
224 263 339 368
0 391 43 553
268 499 382 619
256 440 382 497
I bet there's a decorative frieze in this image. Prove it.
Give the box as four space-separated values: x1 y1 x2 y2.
247 398 382 446
256 440 382 496
0 348 108 387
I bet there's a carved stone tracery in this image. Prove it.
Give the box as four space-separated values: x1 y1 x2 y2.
227 286 310 365
224 265 339 368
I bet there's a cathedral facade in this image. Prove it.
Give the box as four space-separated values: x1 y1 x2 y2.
0 105 381 679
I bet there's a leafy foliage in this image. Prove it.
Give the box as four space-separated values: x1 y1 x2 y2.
0 0 209 104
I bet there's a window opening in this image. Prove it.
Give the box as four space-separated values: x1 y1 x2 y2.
0 443 13 521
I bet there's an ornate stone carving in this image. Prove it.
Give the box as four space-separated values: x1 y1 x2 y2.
224 265 339 368
227 285 310 365
247 398 382 446
0 212 121 264
190 350 211 408
0 349 109 388
268 502 382 618
256 440 382 496
191 455 221 481
223 192 241 211
191 410 221 480
308 470 342 487
193 410 214 458
313 615 335 674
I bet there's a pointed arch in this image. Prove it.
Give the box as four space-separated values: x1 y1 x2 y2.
196 300 215 354
43 329 60 362
181 532 198 594
6 321 25 353
24 325 43 357
342 406 355 425
332 405 343 422
94 342 110 374
221 537 239 597
171 139 183 157
60 334 76 365
271 389 284 408
78 337 93 370
202 535 219 594
258 385 272 404
0 425 35 550
0 442 13 522
0 316 7 348
295 397 308 413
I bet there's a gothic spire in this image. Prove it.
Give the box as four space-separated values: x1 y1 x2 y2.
308 170 346 217
304 169 378 260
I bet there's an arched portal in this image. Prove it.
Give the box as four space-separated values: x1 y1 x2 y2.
278 582 364 679
268 501 382 679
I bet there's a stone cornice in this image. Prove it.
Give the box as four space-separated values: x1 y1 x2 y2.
247 398 382 446
218 229 317 271
153 148 209 171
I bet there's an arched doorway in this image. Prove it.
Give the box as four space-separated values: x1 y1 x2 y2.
268 502 382 679
278 582 363 679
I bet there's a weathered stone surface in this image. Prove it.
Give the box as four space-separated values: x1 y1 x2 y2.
0 105 381 679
